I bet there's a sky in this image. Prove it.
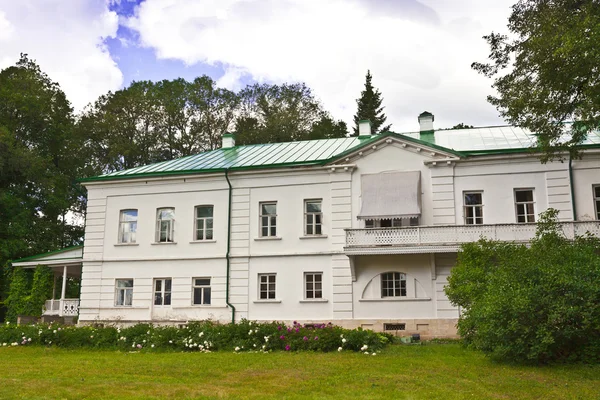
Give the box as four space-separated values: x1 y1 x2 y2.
0 0 516 132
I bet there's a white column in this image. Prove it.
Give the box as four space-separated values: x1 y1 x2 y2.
52 273 57 300
61 265 68 300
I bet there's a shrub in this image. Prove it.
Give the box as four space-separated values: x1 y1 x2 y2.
445 209 600 363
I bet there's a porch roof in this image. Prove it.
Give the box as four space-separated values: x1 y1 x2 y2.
11 245 83 268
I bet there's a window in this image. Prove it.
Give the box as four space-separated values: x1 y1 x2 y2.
365 218 419 228
304 272 323 299
515 189 535 223
156 208 175 242
381 272 406 297
304 200 323 235
195 205 214 241
115 279 133 306
258 274 276 299
259 202 277 237
193 278 211 305
594 185 600 220
118 210 138 243
464 192 483 225
154 278 172 306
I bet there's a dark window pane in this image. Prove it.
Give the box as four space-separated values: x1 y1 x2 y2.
154 293 162 305
164 293 171 306
315 290 322 298
315 225 322 235
206 229 213 240
518 215 526 223
307 214 313 224
268 291 275 299
165 279 172 291
155 280 161 291
262 227 268 237
270 226 276 236
315 274 321 282
203 288 211 305
516 190 533 202
262 203 276 215
306 225 313 235
197 206 213 218
315 214 322 224
306 202 321 212
193 288 202 304
307 291 313 299
269 275 275 283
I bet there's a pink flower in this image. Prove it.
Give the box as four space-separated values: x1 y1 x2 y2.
136 344 142 349
293 321 298 325
287 328 292 332
314 337 319 340
303 336 308 341
277 326 282 331
280 335 285 340
295 328 299 333
285 345 291 351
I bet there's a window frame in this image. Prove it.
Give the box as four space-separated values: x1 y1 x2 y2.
514 188 536 223
258 273 276 300
115 279 134 307
304 199 323 236
118 209 138 244
304 272 323 299
153 278 172 306
381 272 407 298
155 207 175 243
192 277 212 306
194 205 214 241
594 185 600 220
463 191 484 225
259 202 277 237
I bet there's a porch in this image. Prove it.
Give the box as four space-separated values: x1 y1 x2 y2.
344 221 600 254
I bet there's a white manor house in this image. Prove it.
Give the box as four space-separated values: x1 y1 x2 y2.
13 113 600 337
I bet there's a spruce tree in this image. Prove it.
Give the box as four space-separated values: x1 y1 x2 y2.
352 70 391 135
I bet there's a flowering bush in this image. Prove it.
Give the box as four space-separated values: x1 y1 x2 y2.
0 320 391 353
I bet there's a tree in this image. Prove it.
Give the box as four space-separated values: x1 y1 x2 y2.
472 0 600 161
235 83 346 145
352 70 391 135
445 209 600 363
451 123 474 129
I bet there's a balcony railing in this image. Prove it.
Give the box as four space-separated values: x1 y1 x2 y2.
345 221 600 249
44 299 80 317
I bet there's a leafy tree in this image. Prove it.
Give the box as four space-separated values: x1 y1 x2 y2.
4 267 33 322
445 209 600 363
472 0 600 161
352 70 391 135
451 123 474 129
28 265 54 318
235 83 346 145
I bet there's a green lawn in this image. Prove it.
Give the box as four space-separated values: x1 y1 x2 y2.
0 344 598 399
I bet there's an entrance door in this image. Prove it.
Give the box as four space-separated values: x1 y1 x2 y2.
152 278 172 319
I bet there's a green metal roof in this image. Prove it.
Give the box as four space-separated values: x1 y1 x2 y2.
11 245 84 263
81 125 600 182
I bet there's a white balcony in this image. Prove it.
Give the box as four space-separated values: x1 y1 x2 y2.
344 221 600 254
44 299 80 317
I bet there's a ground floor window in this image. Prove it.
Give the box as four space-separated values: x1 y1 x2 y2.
381 272 406 297
154 278 172 306
193 278 211 305
304 272 323 299
115 279 133 306
258 274 276 299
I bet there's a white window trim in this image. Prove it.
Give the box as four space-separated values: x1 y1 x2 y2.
463 191 484 225
304 272 323 300
194 205 214 241
259 202 278 238
514 188 536 223
153 278 172 307
594 184 600 220
258 273 277 300
155 207 175 243
118 209 138 244
304 199 323 236
115 279 134 307
192 277 212 306
381 272 407 298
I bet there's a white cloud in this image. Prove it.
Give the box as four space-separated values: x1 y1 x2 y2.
0 0 123 111
126 0 515 131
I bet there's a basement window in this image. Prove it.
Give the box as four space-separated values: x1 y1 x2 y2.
384 323 406 331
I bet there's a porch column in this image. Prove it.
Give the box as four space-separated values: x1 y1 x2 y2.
61 265 68 300
52 273 57 300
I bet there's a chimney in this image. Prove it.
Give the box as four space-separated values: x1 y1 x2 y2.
418 111 434 133
222 133 235 148
358 120 372 136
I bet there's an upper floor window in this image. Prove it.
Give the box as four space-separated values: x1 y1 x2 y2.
260 202 277 237
115 279 133 306
305 200 322 235
156 208 175 243
154 278 172 306
365 218 419 228
464 192 483 225
381 272 406 297
515 189 535 223
594 185 600 220
195 205 214 241
118 210 138 243
305 272 323 299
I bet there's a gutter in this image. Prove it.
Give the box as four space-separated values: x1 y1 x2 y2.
224 169 236 324
568 155 577 221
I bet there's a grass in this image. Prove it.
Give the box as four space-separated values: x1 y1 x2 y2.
0 344 598 399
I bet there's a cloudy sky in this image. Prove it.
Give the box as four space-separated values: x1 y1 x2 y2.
0 0 516 132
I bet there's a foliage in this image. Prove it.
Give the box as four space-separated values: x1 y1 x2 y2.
0 320 391 354
451 123 474 129
445 209 600 363
472 0 600 161
4 267 34 322
352 70 391 135
28 266 53 318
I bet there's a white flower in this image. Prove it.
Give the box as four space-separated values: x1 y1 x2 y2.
53 330 57 334
342 338 347 343
132 344 135 348
27 338 31 342
199 332 204 337
147 331 150 335
169 340 173 344
262 345 266 349
338 347 343 352
234 346 240 351
360 345 368 351
364 352 369 355
143 340 146 343
151 344 155 348
90 336 94 339
340 334 344 338
372 353 376 356
248 330 253 335
253 344 257 348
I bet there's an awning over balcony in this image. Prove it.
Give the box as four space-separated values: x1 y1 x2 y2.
358 171 421 220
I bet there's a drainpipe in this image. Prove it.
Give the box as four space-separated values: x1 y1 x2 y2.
568 155 577 221
224 169 236 324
